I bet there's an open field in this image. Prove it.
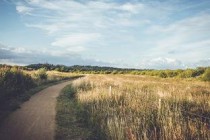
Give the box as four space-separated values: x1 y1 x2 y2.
59 74 210 140
1 65 210 139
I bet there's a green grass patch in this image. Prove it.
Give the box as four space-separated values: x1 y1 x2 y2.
56 84 94 140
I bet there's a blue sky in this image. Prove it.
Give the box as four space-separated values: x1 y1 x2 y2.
0 0 210 69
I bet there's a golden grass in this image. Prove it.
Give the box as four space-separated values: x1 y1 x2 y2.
23 70 80 80
72 74 210 140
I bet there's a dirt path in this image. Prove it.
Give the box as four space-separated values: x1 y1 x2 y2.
0 80 72 140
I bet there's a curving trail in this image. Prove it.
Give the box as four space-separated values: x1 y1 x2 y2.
0 80 72 140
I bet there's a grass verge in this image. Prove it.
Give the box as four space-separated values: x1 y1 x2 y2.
56 84 94 140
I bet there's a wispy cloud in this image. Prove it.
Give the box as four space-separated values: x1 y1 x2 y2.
146 13 210 62
16 5 33 14
51 33 100 49
14 0 148 57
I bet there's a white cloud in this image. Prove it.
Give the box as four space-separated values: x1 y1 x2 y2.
118 3 144 14
11 47 32 54
138 57 185 69
146 13 210 62
26 0 61 10
51 33 100 51
16 5 33 14
0 59 26 66
21 0 145 32
25 23 75 34
195 58 210 67
148 13 210 34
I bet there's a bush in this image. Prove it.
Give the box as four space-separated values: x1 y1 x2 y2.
0 67 36 101
104 71 111 74
159 71 167 78
165 70 178 77
35 68 48 80
178 69 194 78
192 67 205 77
111 70 118 74
202 68 210 81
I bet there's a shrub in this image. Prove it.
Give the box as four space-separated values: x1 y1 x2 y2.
118 71 124 74
202 68 210 81
0 67 36 101
35 68 48 80
165 70 178 77
192 67 205 77
111 70 118 74
104 71 111 74
178 69 194 78
159 71 167 78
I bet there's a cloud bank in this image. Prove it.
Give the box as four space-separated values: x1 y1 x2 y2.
0 43 109 66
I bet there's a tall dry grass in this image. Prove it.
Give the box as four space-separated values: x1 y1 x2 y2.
73 75 210 140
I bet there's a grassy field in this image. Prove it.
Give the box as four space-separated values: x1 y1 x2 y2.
59 74 210 140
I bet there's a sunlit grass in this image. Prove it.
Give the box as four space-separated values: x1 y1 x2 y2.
72 75 210 140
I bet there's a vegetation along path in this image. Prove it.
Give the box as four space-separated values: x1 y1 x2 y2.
0 80 73 140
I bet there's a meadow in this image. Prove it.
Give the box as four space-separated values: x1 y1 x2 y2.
60 74 210 140
1 64 210 139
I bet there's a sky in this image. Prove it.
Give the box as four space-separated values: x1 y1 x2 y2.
0 0 210 69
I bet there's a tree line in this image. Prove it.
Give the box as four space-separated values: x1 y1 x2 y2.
1 63 210 81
